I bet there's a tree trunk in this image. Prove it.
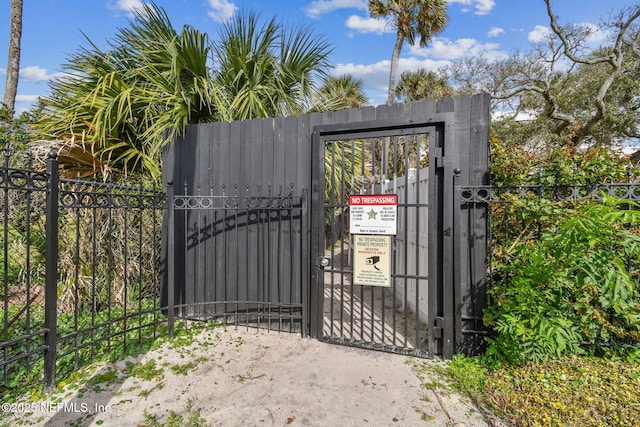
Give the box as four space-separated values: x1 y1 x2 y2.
386 32 404 105
3 0 23 113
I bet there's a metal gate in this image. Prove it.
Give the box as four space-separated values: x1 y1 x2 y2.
310 119 444 357
309 101 490 358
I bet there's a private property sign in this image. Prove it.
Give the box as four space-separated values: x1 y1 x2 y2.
349 194 398 235
353 234 392 287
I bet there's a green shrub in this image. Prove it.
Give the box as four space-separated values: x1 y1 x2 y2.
490 131 629 186
485 197 640 365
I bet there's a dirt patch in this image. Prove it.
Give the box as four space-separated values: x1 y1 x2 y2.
5 327 494 426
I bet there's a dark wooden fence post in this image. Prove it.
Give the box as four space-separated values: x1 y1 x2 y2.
166 181 175 337
300 188 309 336
44 151 59 390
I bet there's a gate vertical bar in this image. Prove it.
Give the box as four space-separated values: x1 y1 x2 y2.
441 124 456 359
44 151 59 390
453 170 464 355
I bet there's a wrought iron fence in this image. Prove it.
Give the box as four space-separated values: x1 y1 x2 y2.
53 170 166 382
1 148 165 392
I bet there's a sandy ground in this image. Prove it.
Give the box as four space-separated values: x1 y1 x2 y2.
4 326 499 427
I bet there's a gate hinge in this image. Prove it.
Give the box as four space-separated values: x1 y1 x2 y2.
433 317 444 338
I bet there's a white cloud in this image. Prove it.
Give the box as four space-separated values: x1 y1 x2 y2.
21 66 54 82
304 0 366 18
447 0 495 16
409 37 507 61
16 94 41 103
345 15 388 34
527 22 610 50
528 25 551 43
106 0 146 17
207 0 238 23
487 27 504 38
333 32 510 104
333 60 396 102
396 57 453 75
334 57 451 99
579 22 609 45
492 109 537 122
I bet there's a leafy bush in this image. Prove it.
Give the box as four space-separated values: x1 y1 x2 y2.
490 131 629 186
485 197 640 364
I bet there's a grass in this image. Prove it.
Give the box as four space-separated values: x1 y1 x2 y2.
142 400 207 427
169 360 198 376
130 359 164 381
422 354 640 427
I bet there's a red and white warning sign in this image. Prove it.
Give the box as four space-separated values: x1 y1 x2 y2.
349 194 398 235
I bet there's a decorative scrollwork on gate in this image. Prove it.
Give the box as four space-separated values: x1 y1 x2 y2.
460 183 640 204
58 179 165 210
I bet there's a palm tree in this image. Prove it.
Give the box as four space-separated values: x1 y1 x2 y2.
34 6 333 179
368 0 448 105
312 74 369 112
35 3 223 179
395 68 453 102
213 10 333 120
3 0 23 112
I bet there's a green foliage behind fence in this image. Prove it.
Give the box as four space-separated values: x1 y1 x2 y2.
485 196 640 365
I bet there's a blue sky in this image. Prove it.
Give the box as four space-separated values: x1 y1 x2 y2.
0 0 635 113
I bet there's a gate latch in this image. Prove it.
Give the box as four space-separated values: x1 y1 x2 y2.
316 256 330 270
434 317 444 338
